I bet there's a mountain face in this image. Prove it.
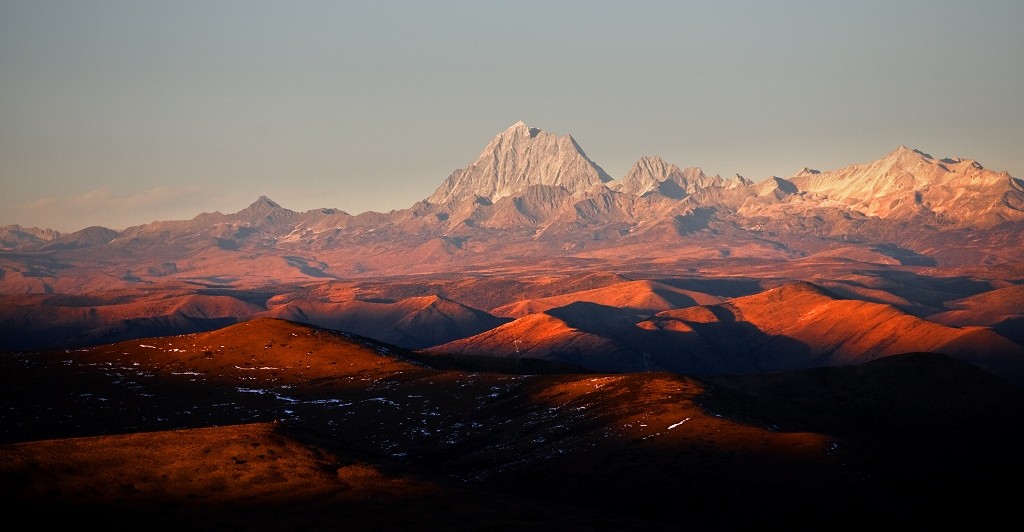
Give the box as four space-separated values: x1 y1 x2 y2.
227 195 294 224
37 226 120 251
787 146 1024 227
0 225 62 250
427 121 612 205
614 156 724 199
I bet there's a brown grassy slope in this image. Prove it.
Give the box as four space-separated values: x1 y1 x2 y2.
0 422 657 531
491 279 723 318
929 284 1024 324
633 282 1024 384
730 282 1024 375
928 284 1024 346
433 282 1024 383
87 317 423 383
342 271 635 310
0 290 267 351
428 311 640 372
264 295 509 349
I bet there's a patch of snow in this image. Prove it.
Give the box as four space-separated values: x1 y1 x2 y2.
667 417 691 430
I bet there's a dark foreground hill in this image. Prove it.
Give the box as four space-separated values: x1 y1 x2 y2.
3 319 1023 530
0 422 659 531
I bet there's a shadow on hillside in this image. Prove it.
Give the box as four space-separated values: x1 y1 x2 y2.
994 317 1024 348
650 287 699 308
623 307 813 375
870 244 938 266
0 315 247 352
540 302 814 375
652 277 765 298
284 256 337 279
853 269 993 309
545 301 641 333
195 288 279 308
673 208 716 235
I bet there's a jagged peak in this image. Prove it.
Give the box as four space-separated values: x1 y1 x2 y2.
623 156 677 179
228 196 295 223
757 176 799 196
38 225 120 250
616 156 679 196
250 196 281 209
501 120 542 139
637 155 670 165
623 158 713 181
427 123 612 204
681 167 711 181
487 122 557 149
727 174 753 188
885 145 933 161
564 135 604 178
0 224 61 240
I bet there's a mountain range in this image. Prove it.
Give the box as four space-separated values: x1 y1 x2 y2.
3 121 1023 295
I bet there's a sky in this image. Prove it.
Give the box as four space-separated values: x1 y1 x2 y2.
1 1 1022 232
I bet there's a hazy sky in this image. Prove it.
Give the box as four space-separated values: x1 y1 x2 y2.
2 1 1022 232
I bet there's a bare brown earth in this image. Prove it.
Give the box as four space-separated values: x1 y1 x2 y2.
2 319 1022 530
927 284 1024 346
